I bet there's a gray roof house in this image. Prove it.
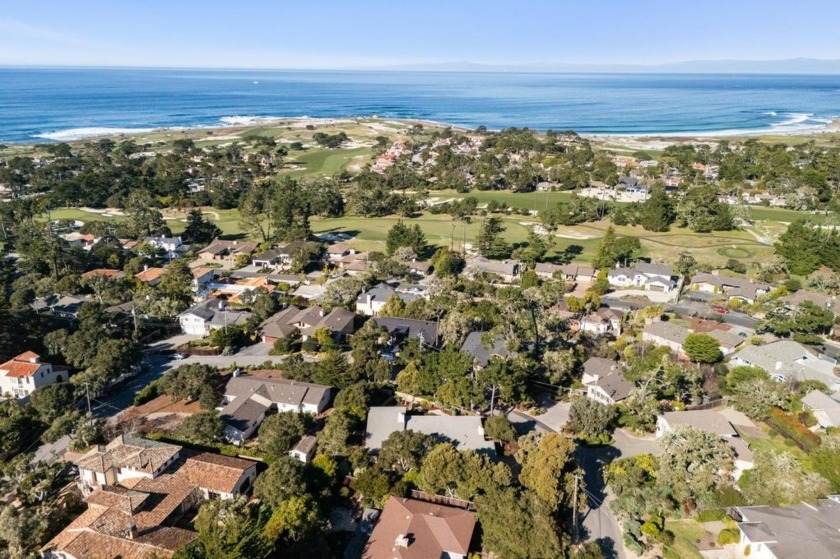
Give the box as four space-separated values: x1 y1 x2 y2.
733 498 840 559
730 340 840 390
642 321 690 353
177 298 253 337
220 373 331 444
461 332 509 367
802 389 840 428
356 283 419 317
608 262 677 293
656 411 754 478
365 406 496 458
581 357 634 405
464 256 520 283
373 317 439 348
689 272 771 304
259 305 356 343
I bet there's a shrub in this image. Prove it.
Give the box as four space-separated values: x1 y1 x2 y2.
718 528 740 545
270 337 297 355
133 381 160 406
301 338 320 353
697 509 727 522
767 407 821 451
744 544 751 556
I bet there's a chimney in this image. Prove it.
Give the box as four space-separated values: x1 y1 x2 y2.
29 355 39 364
126 521 137 540
143 264 149 271
397 410 406 425
232 368 241 377
394 534 410 548
319 308 325 317
218 300 226 310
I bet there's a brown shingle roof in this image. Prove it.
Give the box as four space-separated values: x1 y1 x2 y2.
363 496 476 559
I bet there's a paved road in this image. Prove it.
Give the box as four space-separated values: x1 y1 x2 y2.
31 340 308 464
575 431 660 559
666 300 758 329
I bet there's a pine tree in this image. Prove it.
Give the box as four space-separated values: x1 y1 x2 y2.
639 188 675 232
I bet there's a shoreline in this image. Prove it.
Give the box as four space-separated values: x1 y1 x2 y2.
11 114 840 146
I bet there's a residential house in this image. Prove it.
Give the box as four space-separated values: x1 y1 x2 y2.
43 435 258 559
656 410 754 478
642 321 689 354
134 267 166 286
707 328 745 355
373 317 440 348
580 357 634 405
801 390 840 429
177 298 253 337
363 496 476 559
732 498 840 559
259 305 356 343
534 262 589 282
356 283 420 316
406 260 432 278
460 332 509 368
62 232 101 251
608 263 678 293
365 407 495 458
32 294 90 320
339 252 369 276
289 436 317 464
252 247 285 268
197 239 258 264
730 340 840 390
326 242 354 262
219 372 331 443
783 290 840 318
0 351 64 400
191 266 216 290
145 236 188 260
292 283 327 301
464 256 520 283
689 272 771 304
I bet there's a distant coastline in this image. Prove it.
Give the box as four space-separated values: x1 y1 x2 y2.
2 68 840 143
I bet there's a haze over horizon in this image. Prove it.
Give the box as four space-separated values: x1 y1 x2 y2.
2 0 840 70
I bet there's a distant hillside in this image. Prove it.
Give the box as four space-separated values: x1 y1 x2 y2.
371 58 840 74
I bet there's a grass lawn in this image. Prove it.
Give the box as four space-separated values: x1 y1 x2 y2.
284 146 374 178
747 206 829 223
432 188 575 210
663 519 704 559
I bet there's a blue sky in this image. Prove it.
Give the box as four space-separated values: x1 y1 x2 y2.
2 0 839 68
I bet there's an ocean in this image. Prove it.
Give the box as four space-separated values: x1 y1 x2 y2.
1 68 839 143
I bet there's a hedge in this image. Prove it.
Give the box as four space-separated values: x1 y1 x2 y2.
767 408 821 451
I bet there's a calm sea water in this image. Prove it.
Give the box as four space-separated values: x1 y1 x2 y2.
1 68 839 143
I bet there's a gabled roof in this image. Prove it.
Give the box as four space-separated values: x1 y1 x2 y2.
659 410 737 437
735 499 840 559
75 435 181 475
0 351 45 378
802 389 840 412
291 435 317 456
373 317 439 346
135 268 166 283
635 262 675 278
466 256 518 276
363 496 476 559
643 321 689 345
460 332 509 367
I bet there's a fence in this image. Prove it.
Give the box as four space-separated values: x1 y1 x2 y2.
409 489 473 510
686 397 727 411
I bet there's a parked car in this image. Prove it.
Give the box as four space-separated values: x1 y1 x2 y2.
713 307 729 314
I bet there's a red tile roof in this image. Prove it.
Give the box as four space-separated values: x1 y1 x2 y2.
0 351 43 378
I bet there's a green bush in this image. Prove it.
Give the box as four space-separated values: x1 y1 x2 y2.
270 337 297 355
697 509 727 522
133 381 160 406
301 338 320 353
718 528 740 545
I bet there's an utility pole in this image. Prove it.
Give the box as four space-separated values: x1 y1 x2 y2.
84 382 92 415
572 472 581 546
